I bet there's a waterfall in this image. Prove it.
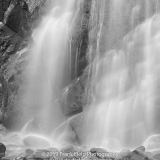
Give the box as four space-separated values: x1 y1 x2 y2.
71 0 160 151
1 0 160 153
6 0 77 148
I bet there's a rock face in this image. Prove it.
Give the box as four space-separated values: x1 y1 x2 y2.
70 0 92 79
58 0 93 118
0 0 93 126
60 66 92 117
0 143 6 159
0 0 48 126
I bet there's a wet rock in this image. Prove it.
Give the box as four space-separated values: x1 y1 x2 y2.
145 151 154 158
5 155 17 160
61 145 75 153
81 155 97 160
135 146 145 153
47 148 59 152
33 149 49 159
70 0 92 78
90 148 97 153
0 143 6 159
133 150 147 159
1 49 28 128
90 148 117 159
25 0 46 13
0 125 7 134
0 153 5 160
23 135 51 149
25 154 34 160
15 154 25 160
119 149 130 157
25 148 34 155
153 154 160 160
1 158 10 160
69 111 91 146
60 65 93 118
130 154 144 160
0 0 47 128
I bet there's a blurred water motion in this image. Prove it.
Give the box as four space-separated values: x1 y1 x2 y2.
1 0 160 152
7 0 76 146
82 14 160 151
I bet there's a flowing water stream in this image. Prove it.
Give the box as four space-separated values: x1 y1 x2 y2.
79 0 160 151
1 0 160 154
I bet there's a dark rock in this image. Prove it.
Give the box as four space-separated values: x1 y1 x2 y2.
0 1 3 21
135 146 145 153
0 143 6 159
70 0 92 79
81 155 97 160
132 150 147 159
7 155 17 160
60 67 92 117
61 145 75 153
1 0 12 12
33 149 49 159
130 154 144 160
1 157 10 160
0 0 48 127
0 143 6 152
127 150 148 160
0 24 22 66
25 154 34 160
90 148 97 153
47 148 59 152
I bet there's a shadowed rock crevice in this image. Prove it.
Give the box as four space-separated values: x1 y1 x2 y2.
70 0 92 80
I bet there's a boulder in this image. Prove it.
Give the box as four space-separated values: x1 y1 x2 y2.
130 154 144 160
1 158 10 160
135 146 145 153
25 148 34 155
119 149 130 157
33 149 49 159
60 66 92 117
23 135 51 149
0 143 6 159
61 145 75 153
145 151 154 158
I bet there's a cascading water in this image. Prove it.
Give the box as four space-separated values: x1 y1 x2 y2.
71 0 160 151
1 0 77 151
2 0 160 156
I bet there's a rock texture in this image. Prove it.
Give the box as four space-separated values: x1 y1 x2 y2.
0 0 47 125
0 143 6 159
59 66 92 117
0 144 158 160
58 0 94 118
71 0 92 79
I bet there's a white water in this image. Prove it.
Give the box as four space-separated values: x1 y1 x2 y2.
21 0 74 130
2 0 160 154
81 12 160 151
2 0 76 150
